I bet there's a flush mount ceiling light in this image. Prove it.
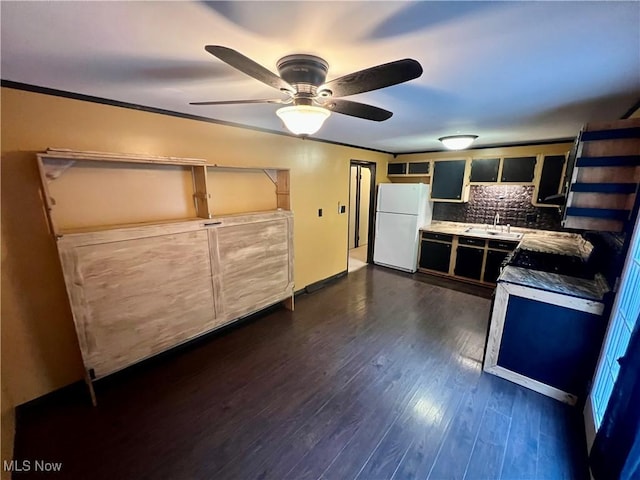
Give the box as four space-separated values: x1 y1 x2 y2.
276 105 331 135
439 135 478 150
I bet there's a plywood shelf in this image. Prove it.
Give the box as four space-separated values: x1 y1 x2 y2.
36 148 291 236
562 118 640 232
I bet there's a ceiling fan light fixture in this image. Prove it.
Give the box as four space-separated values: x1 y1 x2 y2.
276 105 331 135
439 135 478 150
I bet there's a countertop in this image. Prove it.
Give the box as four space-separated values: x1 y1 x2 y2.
421 221 592 259
421 221 607 301
499 266 609 301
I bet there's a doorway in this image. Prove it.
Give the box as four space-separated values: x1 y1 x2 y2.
348 160 376 272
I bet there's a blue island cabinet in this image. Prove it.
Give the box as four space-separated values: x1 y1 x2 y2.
484 281 606 405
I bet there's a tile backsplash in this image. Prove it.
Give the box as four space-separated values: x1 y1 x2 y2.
433 185 563 230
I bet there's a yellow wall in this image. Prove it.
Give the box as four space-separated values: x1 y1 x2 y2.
0 86 391 405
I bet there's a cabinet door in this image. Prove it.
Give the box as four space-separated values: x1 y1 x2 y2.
215 217 293 320
483 249 509 283
408 161 430 175
419 240 451 273
501 157 536 182
536 155 566 204
387 163 407 175
454 246 484 280
431 160 466 200
470 158 500 182
64 230 216 379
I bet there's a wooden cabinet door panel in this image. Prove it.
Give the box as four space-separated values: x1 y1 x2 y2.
66 230 215 378
215 218 292 319
501 157 536 182
537 155 566 204
470 158 500 182
432 160 466 200
454 246 484 280
484 249 509 283
419 240 451 273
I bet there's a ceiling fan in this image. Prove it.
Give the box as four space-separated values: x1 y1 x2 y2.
190 46 423 135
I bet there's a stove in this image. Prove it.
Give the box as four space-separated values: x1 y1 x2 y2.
507 249 596 280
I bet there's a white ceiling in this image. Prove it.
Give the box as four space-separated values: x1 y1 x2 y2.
2 1 639 153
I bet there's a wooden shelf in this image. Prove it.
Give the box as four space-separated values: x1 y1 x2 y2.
387 174 431 178
36 148 291 236
562 119 640 232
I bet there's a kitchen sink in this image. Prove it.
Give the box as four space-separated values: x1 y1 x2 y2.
463 227 524 241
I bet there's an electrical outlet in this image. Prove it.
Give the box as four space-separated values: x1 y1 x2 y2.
340 205 346 213
318 208 323 217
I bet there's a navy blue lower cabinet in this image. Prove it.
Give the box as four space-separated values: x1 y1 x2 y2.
483 282 605 405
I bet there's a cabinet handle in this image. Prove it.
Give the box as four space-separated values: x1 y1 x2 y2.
203 221 222 227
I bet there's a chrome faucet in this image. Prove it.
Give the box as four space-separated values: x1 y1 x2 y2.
493 212 500 229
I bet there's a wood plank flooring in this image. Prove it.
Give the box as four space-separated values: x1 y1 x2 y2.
13 265 589 479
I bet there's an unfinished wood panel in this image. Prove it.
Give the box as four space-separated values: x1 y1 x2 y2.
42 148 206 166
61 230 215 378
193 165 211 219
576 166 640 183
563 216 624 232
207 169 278 216
47 161 196 230
570 192 636 210
206 227 225 320
58 218 205 242
584 119 640 131
276 170 291 210
581 138 640 157
216 217 293 320
35 156 60 237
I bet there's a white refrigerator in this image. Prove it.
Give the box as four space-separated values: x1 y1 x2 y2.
373 183 433 273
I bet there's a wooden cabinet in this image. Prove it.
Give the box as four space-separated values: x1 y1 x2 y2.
431 160 467 201
387 161 430 182
419 235 452 273
418 231 518 285
470 158 500 182
59 213 294 386
407 161 430 175
387 162 407 175
213 214 293 320
501 156 537 183
562 118 640 232
36 149 294 404
454 245 484 280
469 156 539 185
484 249 510 283
534 155 566 206
484 282 605 404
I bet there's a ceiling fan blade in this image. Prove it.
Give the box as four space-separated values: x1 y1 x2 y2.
319 59 422 98
190 99 288 106
204 45 295 93
323 99 393 121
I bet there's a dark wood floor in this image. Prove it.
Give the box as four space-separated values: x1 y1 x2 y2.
14 265 589 479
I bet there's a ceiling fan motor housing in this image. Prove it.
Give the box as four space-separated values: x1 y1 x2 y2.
276 55 329 94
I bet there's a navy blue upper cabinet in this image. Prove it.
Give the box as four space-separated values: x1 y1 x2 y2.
501 156 537 182
431 160 466 201
387 161 430 177
535 155 566 204
470 158 500 182
387 162 407 175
